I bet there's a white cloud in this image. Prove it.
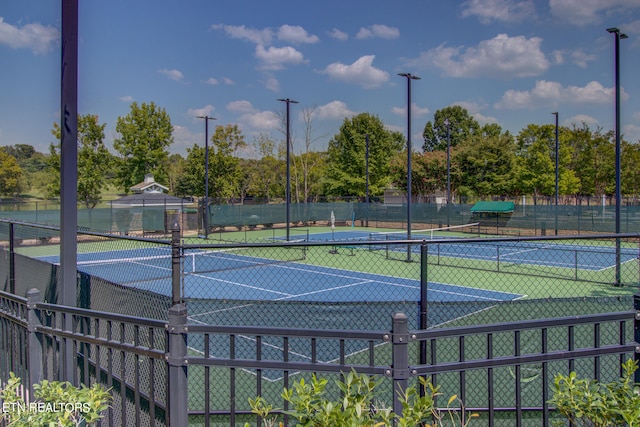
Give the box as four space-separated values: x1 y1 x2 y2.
0 17 59 54
624 123 640 143
495 80 627 109
408 34 549 79
461 0 536 24
356 24 400 40
549 0 640 26
321 55 389 89
222 77 235 85
187 105 216 120
226 100 256 113
277 25 319 44
212 23 272 45
158 69 184 81
205 78 219 85
262 75 280 92
118 95 134 103
392 102 430 117
312 101 356 120
452 101 498 124
571 50 597 68
566 114 599 128
242 110 280 130
328 28 348 41
255 44 306 70
171 125 200 154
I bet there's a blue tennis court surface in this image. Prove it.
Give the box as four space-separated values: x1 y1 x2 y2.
302 231 638 271
37 248 523 303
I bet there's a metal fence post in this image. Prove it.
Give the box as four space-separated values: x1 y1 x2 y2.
635 293 640 384
9 222 15 295
171 221 181 306
26 288 43 397
167 303 188 427
391 312 410 419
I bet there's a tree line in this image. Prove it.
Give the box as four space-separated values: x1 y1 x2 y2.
1 102 639 206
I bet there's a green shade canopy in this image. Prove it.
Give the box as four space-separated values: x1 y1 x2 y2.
470 201 515 213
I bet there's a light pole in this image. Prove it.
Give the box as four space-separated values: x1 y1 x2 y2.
398 73 420 261
365 133 370 227
197 115 216 239
607 27 627 286
444 118 451 227
552 112 559 236
278 98 298 241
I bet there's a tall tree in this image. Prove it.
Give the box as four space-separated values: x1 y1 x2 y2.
324 113 404 197
422 106 480 152
113 102 173 192
454 133 517 198
49 115 112 207
0 150 23 197
209 124 246 201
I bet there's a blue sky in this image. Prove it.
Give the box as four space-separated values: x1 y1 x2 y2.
1 0 639 157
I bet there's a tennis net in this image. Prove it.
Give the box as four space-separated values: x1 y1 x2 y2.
75 246 307 285
369 222 480 242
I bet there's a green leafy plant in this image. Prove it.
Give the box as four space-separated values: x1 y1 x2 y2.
245 369 477 427
549 359 640 427
0 372 112 426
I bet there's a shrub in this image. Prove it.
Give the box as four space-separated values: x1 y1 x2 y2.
0 372 112 427
245 369 477 427
549 358 640 427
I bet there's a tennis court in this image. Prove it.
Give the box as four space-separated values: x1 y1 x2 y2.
294 226 638 272
37 246 523 303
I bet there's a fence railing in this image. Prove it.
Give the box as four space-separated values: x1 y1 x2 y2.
0 289 638 426
1 219 640 425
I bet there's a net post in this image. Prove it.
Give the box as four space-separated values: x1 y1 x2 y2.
171 221 181 306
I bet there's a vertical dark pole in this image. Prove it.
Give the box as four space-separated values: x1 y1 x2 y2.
285 101 291 241
419 242 428 397
398 73 420 262
607 27 627 286
446 119 451 227
204 119 209 238
552 112 559 235
171 221 181 306
365 134 370 227
60 0 78 384
634 293 640 384
167 303 188 427
27 289 43 397
9 222 15 294
390 312 409 418
197 116 215 239
278 98 298 241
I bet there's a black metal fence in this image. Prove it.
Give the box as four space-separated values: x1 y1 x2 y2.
0 289 638 426
0 219 639 426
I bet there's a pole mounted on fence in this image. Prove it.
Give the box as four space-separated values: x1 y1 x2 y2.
389 312 411 417
171 221 181 306
635 293 640 384
167 303 188 427
26 288 43 398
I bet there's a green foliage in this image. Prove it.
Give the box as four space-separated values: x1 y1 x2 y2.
549 359 640 427
0 150 23 197
0 372 112 426
422 106 480 153
244 370 477 427
324 113 404 197
114 101 173 193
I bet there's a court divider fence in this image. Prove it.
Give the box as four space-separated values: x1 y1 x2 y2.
1 218 640 425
